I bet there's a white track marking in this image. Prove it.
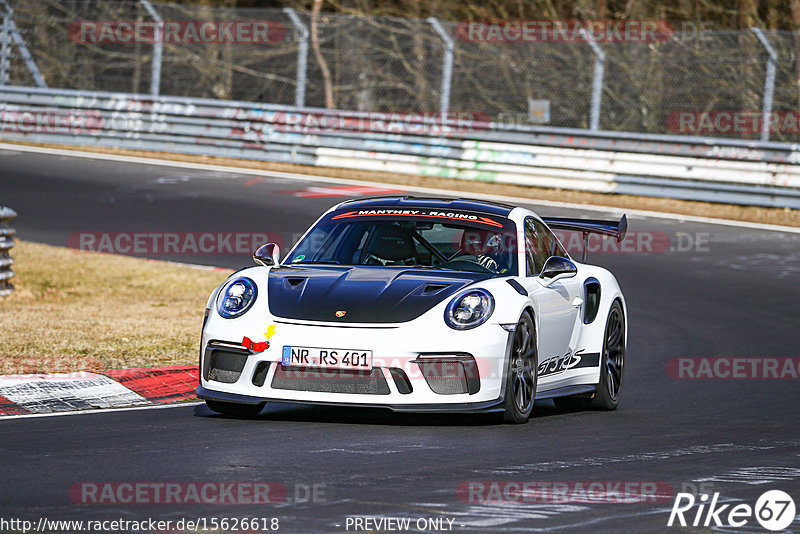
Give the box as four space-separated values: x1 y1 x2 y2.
0 400 203 420
695 466 800 485
1 142 798 234
485 443 778 475
0 372 148 413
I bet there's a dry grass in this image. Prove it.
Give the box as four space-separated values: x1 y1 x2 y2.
6 140 798 228
0 241 230 374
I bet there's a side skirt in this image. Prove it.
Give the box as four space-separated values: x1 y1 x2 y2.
535 384 596 400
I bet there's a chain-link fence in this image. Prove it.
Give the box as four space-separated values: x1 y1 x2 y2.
3 0 800 142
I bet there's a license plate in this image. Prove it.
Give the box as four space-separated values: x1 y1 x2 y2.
282 346 372 371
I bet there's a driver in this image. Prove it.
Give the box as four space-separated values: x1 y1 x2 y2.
460 229 511 273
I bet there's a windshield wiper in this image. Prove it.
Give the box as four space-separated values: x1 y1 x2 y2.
406 264 450 270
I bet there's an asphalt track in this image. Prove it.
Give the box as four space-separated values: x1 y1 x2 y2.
1 147 799 533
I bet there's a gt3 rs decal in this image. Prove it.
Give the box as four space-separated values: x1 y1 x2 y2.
538 351 600 378
331 209 503 228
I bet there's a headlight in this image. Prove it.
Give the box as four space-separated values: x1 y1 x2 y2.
217 277 257 319
444 289 494 330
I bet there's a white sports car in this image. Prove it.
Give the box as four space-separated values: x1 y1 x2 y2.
197 196 627 423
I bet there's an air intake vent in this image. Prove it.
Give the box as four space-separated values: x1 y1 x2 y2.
422 283 450 294
285 277 306 288
271 365 390 395
416 355 480 395
206 349 248 384
252 361 271 386
389 368 413 394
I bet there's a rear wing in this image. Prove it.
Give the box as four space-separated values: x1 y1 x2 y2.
541 214 627 262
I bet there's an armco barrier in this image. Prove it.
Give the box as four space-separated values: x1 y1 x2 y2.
0 206 15 296
1 85 800 209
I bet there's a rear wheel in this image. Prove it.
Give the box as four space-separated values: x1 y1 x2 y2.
502 314 538 424
552 300 625 411
591 301 625 410
205 399 266 418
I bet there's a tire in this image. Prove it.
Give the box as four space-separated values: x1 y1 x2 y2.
502 313 538 424
591 300 626 410
205 399 266 418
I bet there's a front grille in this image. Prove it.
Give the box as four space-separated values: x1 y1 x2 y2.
271 365 390 395
206 349 248 384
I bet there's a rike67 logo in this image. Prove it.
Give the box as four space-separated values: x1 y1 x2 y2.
668 490 796 531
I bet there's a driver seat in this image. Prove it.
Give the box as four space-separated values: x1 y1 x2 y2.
361 224 417 265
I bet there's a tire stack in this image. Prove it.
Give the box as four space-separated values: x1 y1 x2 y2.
0 206 16 297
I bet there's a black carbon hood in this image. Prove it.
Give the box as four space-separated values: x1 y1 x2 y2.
267 266 491 323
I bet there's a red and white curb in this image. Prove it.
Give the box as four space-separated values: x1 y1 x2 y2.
0 365 198 416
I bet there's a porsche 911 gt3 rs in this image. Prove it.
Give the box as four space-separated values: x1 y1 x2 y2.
197 196 628 423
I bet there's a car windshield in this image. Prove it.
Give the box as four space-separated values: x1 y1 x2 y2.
286 208 519 275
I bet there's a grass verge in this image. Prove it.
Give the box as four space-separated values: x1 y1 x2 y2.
0 241 230 375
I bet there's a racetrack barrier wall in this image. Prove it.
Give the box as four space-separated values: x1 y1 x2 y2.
0 206 16 296
1 85 799 209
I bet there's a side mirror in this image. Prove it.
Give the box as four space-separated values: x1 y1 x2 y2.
253 243 280 266
539 256 577 287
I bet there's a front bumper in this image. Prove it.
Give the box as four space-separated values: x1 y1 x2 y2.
196 385 506 413
199 316 512 411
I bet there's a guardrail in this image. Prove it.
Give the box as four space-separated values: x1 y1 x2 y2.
1 85 800 209
0 206 16 296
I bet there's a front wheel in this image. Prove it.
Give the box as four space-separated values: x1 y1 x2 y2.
502 314 538 424
205 399 266 418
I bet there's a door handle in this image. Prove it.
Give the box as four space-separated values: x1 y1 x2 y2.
572 297 584 309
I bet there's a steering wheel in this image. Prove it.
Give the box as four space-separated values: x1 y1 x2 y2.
439 257 495 274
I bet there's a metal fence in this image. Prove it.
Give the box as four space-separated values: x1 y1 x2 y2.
0 206 15 297
3 0 800 142
1 86 798 209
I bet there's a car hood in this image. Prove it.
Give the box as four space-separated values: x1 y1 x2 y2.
267 265 492 323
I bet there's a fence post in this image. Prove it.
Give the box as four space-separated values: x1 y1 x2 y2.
0 5 10 86
140 0 162 96
427 17 454 115
283 8 308 108
0 206 16 297
751 28 777 143
582 28 605 131
0 0 47 87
